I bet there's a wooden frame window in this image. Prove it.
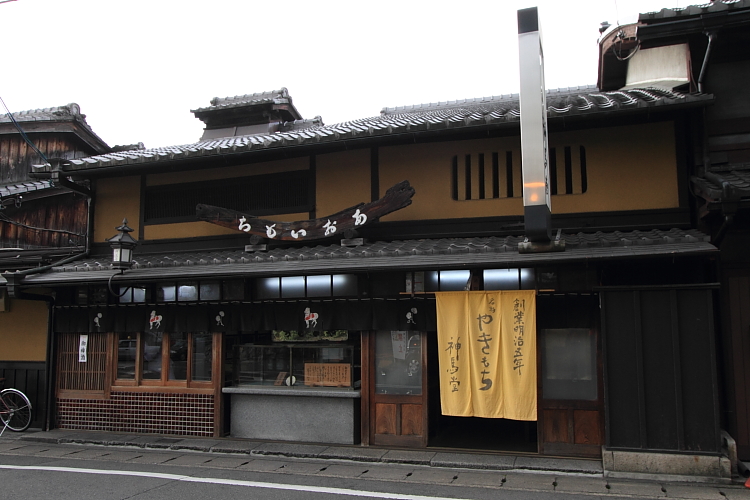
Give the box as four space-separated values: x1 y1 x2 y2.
116 331 215 388
56 332 110 397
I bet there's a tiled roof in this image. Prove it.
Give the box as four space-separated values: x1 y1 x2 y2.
0 103 109 150
380 85 599 114
64 87 712 172
280 116 324 132
191 88 292 114
0 180 53 198
691 167 750 201
0 103 82 124
639 0 750 21
19 229 715 286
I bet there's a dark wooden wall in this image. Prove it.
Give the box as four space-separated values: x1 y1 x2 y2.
718 228 750 460
602 288 721 453
0 133 90 185
0 196 87 249
0 361 47 430
703 19 750 167
705 58 750 166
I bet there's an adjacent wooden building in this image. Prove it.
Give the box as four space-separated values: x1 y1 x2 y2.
0 103 112 429
598 0 750 464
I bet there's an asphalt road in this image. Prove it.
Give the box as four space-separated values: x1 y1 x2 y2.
1 439 748 500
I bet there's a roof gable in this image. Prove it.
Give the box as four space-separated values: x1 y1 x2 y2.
0 102 110 154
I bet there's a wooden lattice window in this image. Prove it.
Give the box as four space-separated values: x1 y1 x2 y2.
452 146 588 200
57 333 108 393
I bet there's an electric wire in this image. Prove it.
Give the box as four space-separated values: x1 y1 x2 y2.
613 33 640 62
0 212 85 238
0 95 50 166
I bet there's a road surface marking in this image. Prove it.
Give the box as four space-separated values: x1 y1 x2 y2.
0 464 474 500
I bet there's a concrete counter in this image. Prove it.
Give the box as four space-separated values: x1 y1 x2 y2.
223 386 361 444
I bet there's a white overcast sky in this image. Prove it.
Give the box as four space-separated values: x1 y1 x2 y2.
1 0 686 150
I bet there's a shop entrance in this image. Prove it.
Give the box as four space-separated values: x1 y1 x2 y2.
425 293 602 456
426 335 538 453
366 330 428 447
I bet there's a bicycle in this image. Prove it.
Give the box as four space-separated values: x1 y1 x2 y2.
0 378 32 436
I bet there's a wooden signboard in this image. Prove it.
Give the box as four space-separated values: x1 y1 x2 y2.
196 180 415 242
304 363 351 387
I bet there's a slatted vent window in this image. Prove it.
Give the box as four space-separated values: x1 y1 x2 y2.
452 147 587 200
144 170 311 223
57 333 107 392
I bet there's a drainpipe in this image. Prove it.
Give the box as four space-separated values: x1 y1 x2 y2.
705 172 738 248
698 32 716 93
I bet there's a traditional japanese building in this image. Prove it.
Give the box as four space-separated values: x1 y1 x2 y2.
0 103 112 429
4 0 747 481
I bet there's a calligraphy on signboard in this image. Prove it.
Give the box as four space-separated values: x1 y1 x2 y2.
512 298 526 375
304 363 351 387
196 180 415 242
436 290 537 421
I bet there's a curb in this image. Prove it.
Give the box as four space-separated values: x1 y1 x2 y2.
16 432 603 476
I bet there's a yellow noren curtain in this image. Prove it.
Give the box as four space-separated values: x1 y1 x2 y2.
436 290 536 421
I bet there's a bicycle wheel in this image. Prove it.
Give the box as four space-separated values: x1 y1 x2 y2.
0 388 32 432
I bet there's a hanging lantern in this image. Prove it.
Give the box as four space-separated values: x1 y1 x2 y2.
107 218 137 270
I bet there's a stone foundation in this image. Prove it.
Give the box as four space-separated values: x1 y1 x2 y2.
602 448 731 483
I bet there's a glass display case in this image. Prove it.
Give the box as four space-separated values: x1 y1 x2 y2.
234 343 359 388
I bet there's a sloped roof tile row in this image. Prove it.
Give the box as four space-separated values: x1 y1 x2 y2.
639 0 750 21
692 169 750 201
1 102 110 150
65 87 711 172
0 180 53 198
191 88 292 114
51 229 710 273
0 103 83 123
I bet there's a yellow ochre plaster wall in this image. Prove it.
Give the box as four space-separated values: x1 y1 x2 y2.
99 122 677 241
378 121 678 221
93 176 142 245
315 149 371 218
380 136 523 221
0 299 48 361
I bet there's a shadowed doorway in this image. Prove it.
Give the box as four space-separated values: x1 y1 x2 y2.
427 335 538 453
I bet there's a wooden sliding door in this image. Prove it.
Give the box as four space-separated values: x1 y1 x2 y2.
366 330 427 447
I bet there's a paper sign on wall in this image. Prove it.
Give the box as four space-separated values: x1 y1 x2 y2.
78 334 88 363
391 331 407 360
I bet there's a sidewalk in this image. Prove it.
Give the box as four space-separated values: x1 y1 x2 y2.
3 428 750 498
11 428 603 474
